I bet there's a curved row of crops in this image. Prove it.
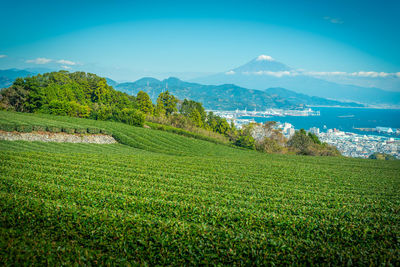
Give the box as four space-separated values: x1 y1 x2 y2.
0 111 242 156
0 111 399 265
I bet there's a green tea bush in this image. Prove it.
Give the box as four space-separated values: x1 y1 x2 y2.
113 108 145 127
0 138 399 265
32 125 47 132
47 126 62 133
146 122 227 145
87 127 100 134
16 124 33 133
0 123 16 132
100 129 111 135
62 127 75 134
75 128 87 134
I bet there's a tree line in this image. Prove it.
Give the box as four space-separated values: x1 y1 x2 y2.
0 71 339 156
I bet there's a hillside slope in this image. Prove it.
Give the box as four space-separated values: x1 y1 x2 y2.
117 77 295 110
0 111 238 157
116 77 361 110
0 111 399 265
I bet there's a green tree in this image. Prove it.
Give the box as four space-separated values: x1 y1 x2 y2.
308 132 321 144
156 91 177 116
206 112 218 131
189 109 203 127
136 91 154 115
0 80 29 111
180 99 206 127
1 71 138 115
235 135 255 150
256 137 283 153
114 108 145 127
287 129 313 154
154 97 166 117
41 100 72 116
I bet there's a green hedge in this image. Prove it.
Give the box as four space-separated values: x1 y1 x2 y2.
16 125 33 133
33 125 47 132
100 129 111 135
0 124 16 132
47 126 62 133
146 122 227 145
62 127 75 134
75 128 87 134
87 127 100 134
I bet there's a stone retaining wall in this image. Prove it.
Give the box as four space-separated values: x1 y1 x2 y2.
0 131 117 144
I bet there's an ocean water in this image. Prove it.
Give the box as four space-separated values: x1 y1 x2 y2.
242 107 400 136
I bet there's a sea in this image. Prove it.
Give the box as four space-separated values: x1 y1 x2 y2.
241 107 400 137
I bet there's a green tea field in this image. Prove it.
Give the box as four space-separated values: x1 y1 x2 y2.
0 111 399 265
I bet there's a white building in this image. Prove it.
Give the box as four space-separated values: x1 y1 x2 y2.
286 128 295 138
309 127 320 135
376 127 393 133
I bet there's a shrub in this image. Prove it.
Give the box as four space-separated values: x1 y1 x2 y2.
47 126 62 133
288 130 341 156
234 135 256 150
0 124 16 132
41 100 72 116
369 152 397 160
256 137 283 153
16 125 33 133
33 125 47 132
87 127 100 134
62 127 75 134
113 108 145 127
287 129 313 155
75 128 87 134
100 129 111 135
308 132 321 145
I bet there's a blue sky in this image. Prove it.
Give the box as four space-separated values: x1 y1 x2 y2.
0 0 399 88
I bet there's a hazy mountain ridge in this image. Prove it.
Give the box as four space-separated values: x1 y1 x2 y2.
0 68 362 110
192 56 400 106
116 77 294 110
116 77 362 110
265 87 363 107
0 69 35 88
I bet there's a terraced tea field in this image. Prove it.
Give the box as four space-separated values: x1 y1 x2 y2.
0 111 238 157
0 111 399 265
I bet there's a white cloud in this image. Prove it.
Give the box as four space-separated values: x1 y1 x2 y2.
241 70 400 79
309 71 399 78
256 55 274 61
25 57 78 66
323 16 344 24
225 70 235 75
306 71 347 76
26 57 52 64
57 59 76 65
349 71 390 78
254 71 293 77
61 65 71 69
0 54 7 58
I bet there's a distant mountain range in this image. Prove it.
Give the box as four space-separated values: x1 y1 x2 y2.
0 68 56 89
115 77 362 110
0 68 363 110
0 69 36 88
192 55 400 106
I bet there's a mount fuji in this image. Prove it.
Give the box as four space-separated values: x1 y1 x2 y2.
192 55 400 106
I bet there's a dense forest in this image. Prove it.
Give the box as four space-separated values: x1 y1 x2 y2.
0 71 339 156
